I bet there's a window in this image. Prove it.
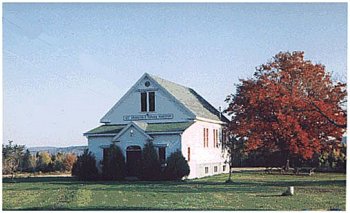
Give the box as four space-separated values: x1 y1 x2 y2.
203 128 209 147
140 92 156 112
216 130 219 147
223 165 226 172
187 147 191 162
205 167 209 174
103 148 110 162
206 128 209 147
213 129 216 147
149 92 155 112
214 166 218 173
141 92 147 112
213 129 219 148
159 147 166 162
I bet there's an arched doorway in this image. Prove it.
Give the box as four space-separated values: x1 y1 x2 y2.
126 146 142 177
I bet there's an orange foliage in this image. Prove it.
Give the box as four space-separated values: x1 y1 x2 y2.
63 153 77 171
225 51 346 161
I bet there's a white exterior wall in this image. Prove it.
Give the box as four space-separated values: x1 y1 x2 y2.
88 125 151 172
181 120 229 179
151 134 181 159
101 76 194 124
87 126 182 173
87 74 229 179
88 121 228 178
87 136 115 172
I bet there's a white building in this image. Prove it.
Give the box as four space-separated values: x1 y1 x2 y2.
84 73 229 179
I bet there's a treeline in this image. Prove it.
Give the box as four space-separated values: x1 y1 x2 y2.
72 142 190 181
231 141 346 172
3 141 77 177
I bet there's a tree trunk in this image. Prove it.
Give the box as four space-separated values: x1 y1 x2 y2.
285 159 290 171
228 166 232 180
226 163 233 183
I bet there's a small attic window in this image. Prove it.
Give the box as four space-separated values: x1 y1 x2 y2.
140 91 155 112
145 81 150 87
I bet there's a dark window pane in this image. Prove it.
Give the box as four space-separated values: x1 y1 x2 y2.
213 129 216 147
203 128 208 147
103 148 110 162
187 147 190 162
149 92 155 112
159 147 166 162
141 92 147 112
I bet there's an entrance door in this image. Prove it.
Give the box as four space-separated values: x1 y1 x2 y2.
126 146 142 177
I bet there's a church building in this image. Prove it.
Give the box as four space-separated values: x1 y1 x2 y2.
84 73 229 179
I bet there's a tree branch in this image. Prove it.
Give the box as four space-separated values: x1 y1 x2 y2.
310 102 346 129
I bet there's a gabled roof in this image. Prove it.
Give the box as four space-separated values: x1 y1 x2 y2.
146 121 194 132
84 121 194 136
112 121 153 141
100 73 228 124
84 124 126 135
149 74 228 123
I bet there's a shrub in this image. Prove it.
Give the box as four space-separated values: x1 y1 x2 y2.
20 149 36 172
63 153 77 172
163 150 190 180
2 141 25 176
53 152 65 172
102 143 126 180
36 152 52 172
140 142 161 180
72 149 98 181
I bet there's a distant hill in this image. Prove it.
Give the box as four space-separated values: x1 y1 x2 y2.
28 145 87 156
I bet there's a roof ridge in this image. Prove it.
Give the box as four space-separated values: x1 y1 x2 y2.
148 73 192 90
148 73 226 123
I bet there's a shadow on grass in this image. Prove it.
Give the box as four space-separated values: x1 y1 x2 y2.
3 175 345 195
5 206 274 211
3 176 346 187
255 194 283 197
3 176 74 183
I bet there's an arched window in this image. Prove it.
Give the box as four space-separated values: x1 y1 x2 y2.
126 146 142 151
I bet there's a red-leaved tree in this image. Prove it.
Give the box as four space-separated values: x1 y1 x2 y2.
225 51 346 167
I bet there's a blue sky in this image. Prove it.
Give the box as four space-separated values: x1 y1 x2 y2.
3 3 347 147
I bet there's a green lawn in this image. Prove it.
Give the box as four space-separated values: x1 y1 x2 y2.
2 172 346 210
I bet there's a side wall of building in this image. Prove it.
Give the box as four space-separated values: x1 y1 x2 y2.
181 120 229 179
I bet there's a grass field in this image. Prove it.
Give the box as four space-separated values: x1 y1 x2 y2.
2 171 346 210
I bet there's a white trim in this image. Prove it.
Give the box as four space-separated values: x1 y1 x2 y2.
136 88 159 92
195 117 227 125
84 130 184 137
148 131 182 135
112 121 153 142
153 144 168 148
84 133 117 137
100 73 149 123
99 145 112 149
148 74 197 119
